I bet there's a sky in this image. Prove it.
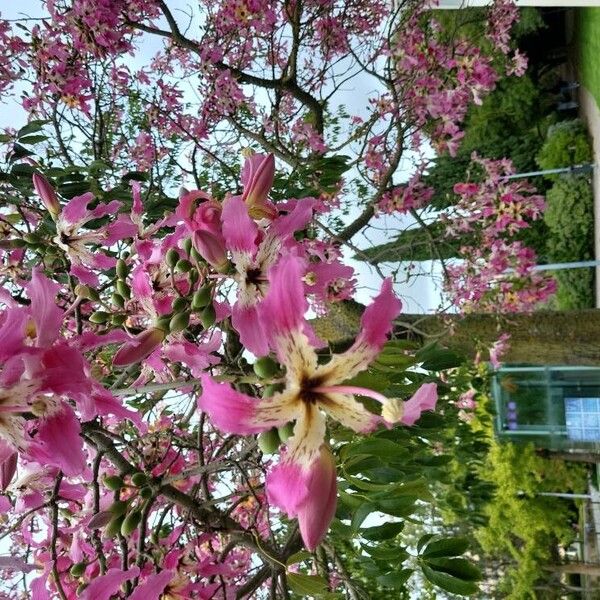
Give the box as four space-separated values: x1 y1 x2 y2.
0 0 446 313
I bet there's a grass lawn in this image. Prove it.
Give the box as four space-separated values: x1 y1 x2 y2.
578 8 600 110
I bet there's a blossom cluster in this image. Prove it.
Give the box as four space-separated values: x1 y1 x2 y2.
0 152 440 598
443 157 555 313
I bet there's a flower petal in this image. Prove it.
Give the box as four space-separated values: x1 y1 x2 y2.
231 303 270 358
79 567 140 600
317 278 401 384
297 447 337 551
129 569 174 600
29 406 86 477
261 255 308 341
285 403 326 469
274 331 317 385
401 383 438 426
27 268 63 347
198 375 297 434
356 278 402 349
320 393 380 434
222 195 259 255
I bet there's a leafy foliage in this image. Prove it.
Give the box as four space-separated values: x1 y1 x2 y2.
536 119 593 175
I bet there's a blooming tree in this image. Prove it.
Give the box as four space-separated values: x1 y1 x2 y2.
0 0 545 597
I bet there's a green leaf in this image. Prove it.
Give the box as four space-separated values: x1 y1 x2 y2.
0 134 12 143
375 496 418 518
18 135 48 145
351 502 376 531
376 569 412 588
286 550 312 566
422 537 470 558
343 371 390 393
361 543 408 562
424 558 482 581
344 438 403 460
287 573 328 596
121 170 149 182
17 120 50 137
417 534 436 553
416 343 464 371
361 521 404 541
421 565 478 596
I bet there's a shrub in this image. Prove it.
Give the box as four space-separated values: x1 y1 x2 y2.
544 174 595 309
536 119 593 174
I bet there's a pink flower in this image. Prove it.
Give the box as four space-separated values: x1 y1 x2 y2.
240 153 277 219
199 256 414 549
32 173 60 218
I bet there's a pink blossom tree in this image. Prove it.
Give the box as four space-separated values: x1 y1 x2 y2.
0 1 549 597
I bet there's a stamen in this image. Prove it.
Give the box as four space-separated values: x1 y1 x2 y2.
311 385 389 405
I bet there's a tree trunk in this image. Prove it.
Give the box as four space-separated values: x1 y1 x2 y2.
313 304 600 366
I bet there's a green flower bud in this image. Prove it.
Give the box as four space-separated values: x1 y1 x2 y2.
190 247 203 263
166 248 180 269
253 356 280 379
192 285 212 310
182 238 193 256
200 304 216 329
104 515 125 538
109 500 129 517
155 315 172 332
139 486 153 499
111 314 128 326
131 472 148 487
103 475 124 491
111 293 125 308
175 259 193 273
90 311 110 324
278 421 295 443
120 509 142 536
75 285 100 302
69 562 87 578
258 428 281 454
172 297 188 313
116 259 128 280
116 280 131 300
169 311 190 333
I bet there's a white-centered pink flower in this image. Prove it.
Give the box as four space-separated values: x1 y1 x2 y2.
199 255 438 549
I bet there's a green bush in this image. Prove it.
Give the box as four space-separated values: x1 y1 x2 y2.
536 119 593 174
543 174 595 309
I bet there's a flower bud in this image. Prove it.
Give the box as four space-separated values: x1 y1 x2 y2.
120 509 142 536
253 356 280 379
0 450 17 490
104 515 125 538
200 304 216 329
113 328 165 366
103 475 124 491
70 562 87 578
192 285 211 310
192 230 228 272
241 153 277 219
33 172 60 218
116 259 128 280
258 428 281 454
166 248 180 269
169 311 190 333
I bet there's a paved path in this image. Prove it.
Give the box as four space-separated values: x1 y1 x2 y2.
578 86 600 307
